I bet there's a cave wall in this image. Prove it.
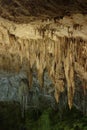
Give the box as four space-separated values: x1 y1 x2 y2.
0 14 87 109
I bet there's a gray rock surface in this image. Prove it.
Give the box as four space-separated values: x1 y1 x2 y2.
0 72 28 102
0 71 55 110
0 71 87 116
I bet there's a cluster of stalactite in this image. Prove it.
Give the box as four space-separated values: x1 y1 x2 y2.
0 30 87 109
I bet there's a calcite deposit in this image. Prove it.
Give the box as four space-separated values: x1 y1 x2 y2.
0 14 87 109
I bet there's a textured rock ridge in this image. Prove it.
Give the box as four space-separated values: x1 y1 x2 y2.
0 0 87 23
0 14 87 109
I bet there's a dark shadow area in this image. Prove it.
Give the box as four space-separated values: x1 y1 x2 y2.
0 101 22 130
0 0 87 23
0 101 87 130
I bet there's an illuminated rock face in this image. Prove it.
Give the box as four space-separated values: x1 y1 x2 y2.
0 14 87 109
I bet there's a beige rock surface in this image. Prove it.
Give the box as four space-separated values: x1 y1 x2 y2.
0 13 87 108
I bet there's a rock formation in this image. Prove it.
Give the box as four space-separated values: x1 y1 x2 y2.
0 13 87 110
0 0 87 23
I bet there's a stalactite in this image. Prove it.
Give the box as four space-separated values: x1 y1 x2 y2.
63 36 75 108
54 88 60 103
0 22 87 109
28 68 33 88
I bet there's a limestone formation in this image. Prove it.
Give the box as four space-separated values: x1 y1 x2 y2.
0 14 87 109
